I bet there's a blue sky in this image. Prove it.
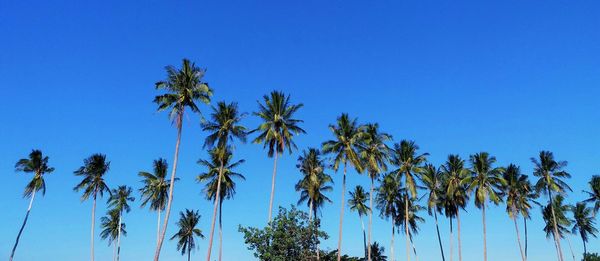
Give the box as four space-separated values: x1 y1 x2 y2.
1 1 600 260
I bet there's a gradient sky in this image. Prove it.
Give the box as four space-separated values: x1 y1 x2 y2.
1 1 600 260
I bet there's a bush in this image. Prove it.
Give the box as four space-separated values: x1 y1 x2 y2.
584 253 600 261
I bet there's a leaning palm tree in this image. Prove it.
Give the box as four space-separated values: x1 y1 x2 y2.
571 202 598 257
583 175 600 215
420 163 446 261
348 185 370 259
464 152 505 261
389 140 428 261
10 150 54 261
502 164 534 261
197 146 245 261
100 208 126 261
153 58 212 261
376 172 401 261
251 91 305 223
322 113 365 261
73 153 111 261
200 101 247 261
532 151 571 261
542 195 573 261
359 123 391 261
171 209 204 261
107 186 135 261
440 154 470 261
139 158 173 245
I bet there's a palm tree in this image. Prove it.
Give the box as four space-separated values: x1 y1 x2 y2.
420 163 446 261
107 186 135 261
10 150 55 261
74 153 111 261
200 101 247 261
251 91 305 223
197 146 245 261
369 242 388 261
397 194 425 261
295 148 333 219
153 58 212 261
348 185 370 259
359 123 391 261
389 140 428 261
532 151 571 261
322 113 365 261
502 164 534 261
542 195 573 261
440 154 470 261
139 158 173 245
376 172 401 261
171 209 204 261
464 152 505 261
583 175 600 215
571 202 598 257
100 208 126 261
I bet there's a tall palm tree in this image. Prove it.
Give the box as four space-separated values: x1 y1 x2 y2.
502 164 533 261
197 146 245 261
397 194 425 261
389 140 428 261
348 185 370 259
420 163 446 261
100 208 126 261
10 150 54 261
200 101 247 261
359 123 391 261
295 148 333 219
153 58 212 261
571 202 598 256
542 195 573 261
464 152 505 261
583 175 600 215
171 209 204 261
440 154 470 261
74 153 111 261
322 113 365 261
139 158 173 245
251 91 305 223
107 186 135 261
376 172 401 261
532 151 571 261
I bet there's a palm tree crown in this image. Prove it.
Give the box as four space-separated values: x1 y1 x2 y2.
502 164 536 219
390 140 428 199
421 164 444 215
201 101 247 149
440 154 470 218
465 152 505 208
349 186 370 217
171 209 204 257
360 123 392 181
139 158 171 212
15 149 55 197
196 146 246 202
532 151 572 196
583 175 600 215
100 209 126 245
108 186 135 214
322 113 365 173
572 202 598 255
542 195 573 239
73 154 111 200
295 148 333 217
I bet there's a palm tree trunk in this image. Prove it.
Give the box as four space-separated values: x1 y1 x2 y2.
391 217 395 261
457 210 462 261
113 242 117 261
336 162 347 261
450 217 453 261
368 178 374 261
565 236 575 261
187 247 191 261
91 193 97 261
219 200 223 261
434 211 446 261
513 214 526 261
547 188 564 261
583 236 587 257
482 203 487 261
154 111 183 261
116 211 122 261
309 201 313 221
206 159 225 261
10 189 37 261
267 151 279 222
360 215 367 259
156 209 161 246
524 217 528 259
405 196 411 261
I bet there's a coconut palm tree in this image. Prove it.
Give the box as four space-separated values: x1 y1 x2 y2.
397 194 425 261
171 209 204 261
322 113 365 261
348 185 370 259
295 148 333 219
251 91 305 223
583 175 600 215
571 202 598 257
420 163 446 261
376 172 401 261
369 242 388 261
139 158 173 245
153 58 212 261
542 195 573 261
502 164 534 261
532 151 571 261
389 140 428 261
100 208 126 261
464 152 505 261
200 101 247 261
359 123 391 261
197 146 245 261
10 150 55 261
74 153 111 261
440 154 470 261
107 186 135 261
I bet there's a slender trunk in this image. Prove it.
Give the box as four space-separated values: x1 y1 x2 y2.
156 209 161 247
450 217 453 261
548 188 564 261
482 203 487 261
336 162 347 261
524 217 528 259
91 193 97 261
405 196 411 261
391 217 395 261
434 211 446 261
187 247 191 261
206 159 225 261
410 234 419 261
309 201 313 221
219 200 223 261
565 236 575 261
117 211 122 261
457 210 462 261
10 190 37 261
154 112 183 261
513 213 526 261
113 242 117 261
368 178 374 261
267 152 279 222
360 215 367 259
583 237 587 257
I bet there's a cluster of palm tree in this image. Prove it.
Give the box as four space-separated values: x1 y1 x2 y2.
8 58 600 261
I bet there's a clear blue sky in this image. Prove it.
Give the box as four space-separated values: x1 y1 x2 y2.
1 1 600 260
